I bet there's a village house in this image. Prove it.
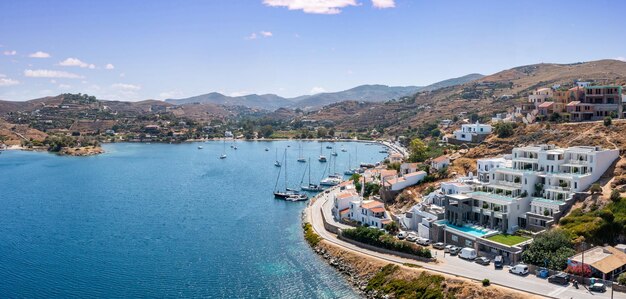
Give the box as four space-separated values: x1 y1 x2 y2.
528 87 553 108
448 122 492 143
399 203 444 239
431 155 450 171
569 245 626 280
332 188 393 229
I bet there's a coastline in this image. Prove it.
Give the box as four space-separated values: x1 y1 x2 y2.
2 144 104 157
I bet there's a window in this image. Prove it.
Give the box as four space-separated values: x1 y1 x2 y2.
465 240 473 247
451 235 458 242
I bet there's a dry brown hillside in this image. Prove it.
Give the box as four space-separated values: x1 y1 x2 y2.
304 59 626 134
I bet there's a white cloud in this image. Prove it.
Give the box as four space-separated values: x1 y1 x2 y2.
105 63 115 70
112 83 141 91
59 57 95 69
24 69 82 79
310 86 326 94
119 73 126 77
260 31 273 37
58 84 71 89
28 51 51 58
229 91 249 97
3 50 17 56
246 31 273 40
371 0 395 8
0 77 20 86
245 33 258 40
616 57 626 62
263 0 357 14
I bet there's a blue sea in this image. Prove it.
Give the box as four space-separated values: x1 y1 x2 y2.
0 141 387 298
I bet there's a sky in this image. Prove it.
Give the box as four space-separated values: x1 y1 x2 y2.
1 0 625 102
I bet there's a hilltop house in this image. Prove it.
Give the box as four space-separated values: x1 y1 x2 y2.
431 155 450 171
528 87 553 108
448 122 492 143
530 85 623 122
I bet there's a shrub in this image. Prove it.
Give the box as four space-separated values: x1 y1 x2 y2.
544 209 550 216
565 264 592 278
482 279 490 286
619 273 626 285
303 223 321 247
590 184 602 194
522 229 575 270
604 116 612 127
611 189 622 202
342 227 432 258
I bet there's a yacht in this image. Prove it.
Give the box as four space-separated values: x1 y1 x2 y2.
297 143 306 163
300 159 324 192
273 149 308 201
197 145 203 149
274 148 282 167
219 139 227 159
318 143 327 162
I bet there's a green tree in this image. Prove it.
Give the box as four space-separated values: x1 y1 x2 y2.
408 138 428 162
494 122 515 138
604 116 612 127
384 221 400 235
618 272 626 285
260 125 274 138
317 127 327 138
522 229 575 270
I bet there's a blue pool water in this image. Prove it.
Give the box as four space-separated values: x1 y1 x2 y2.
0 141 386 298
436 220 490 237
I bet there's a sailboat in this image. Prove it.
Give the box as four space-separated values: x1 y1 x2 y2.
232 139 238 150
320 155 342 186
301 158 323 192
331 150 338 156
219 139 227 159
297 143 306 163
318 143 327 162
274 148 282 167
344 153 358 175
274 149 308 201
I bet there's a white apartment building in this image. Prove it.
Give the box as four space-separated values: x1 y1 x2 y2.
442 144 619 233
399 204 444 239
453 122 492 142
476 156 511 182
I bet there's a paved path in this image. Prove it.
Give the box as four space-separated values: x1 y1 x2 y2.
307 189 624 299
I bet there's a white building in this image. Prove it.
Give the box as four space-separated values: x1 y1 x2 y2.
441 181 473 195
453 122 492 142
476 156 511 182
399 204 444 239
400 162 419 175
446 144 619 233
384 171 427 192
431 155 450 171
333 190 393 228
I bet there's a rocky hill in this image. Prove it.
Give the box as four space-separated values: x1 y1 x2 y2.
303 59 626 134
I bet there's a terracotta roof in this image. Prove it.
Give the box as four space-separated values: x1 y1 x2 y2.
381 219 392 224
337 191 357 199
432 155 449 163
361 200 383 209
402 163 419 168
369 207 386 213
567 101 581 106
538 102 554 108
339 208 350 214
571 246 626 274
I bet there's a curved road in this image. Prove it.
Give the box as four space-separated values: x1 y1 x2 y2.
307 189 623 299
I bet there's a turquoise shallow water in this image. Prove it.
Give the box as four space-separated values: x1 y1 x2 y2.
0 141 386 298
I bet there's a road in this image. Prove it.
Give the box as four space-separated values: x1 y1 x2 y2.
307 188 624 299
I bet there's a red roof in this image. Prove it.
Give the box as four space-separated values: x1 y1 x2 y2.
432 155 449 163
361 201 383 209
339 208 350 214
538 102 554 108
369 207 386 213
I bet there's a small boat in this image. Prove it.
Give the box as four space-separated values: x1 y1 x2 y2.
341 148 347 152
297 143 306 163
379 149 388 153
344 153 357 175
326 146 332 149
198 146 203 149
318 143 327 162
274 148 282 167
219 139 227 159
285 194 308 202
320 174 342 186
265 147 269 151
331 151 338 156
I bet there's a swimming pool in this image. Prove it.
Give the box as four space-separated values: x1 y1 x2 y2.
436 220 492 237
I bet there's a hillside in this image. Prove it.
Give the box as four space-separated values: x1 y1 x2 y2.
303 59 626 134
419 73 484 92
166 92 293 111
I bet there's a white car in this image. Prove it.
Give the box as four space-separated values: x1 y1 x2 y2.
397 231 407 240
406 233 418 242
444 244 455 253
416 237 431 246
508 264 529 276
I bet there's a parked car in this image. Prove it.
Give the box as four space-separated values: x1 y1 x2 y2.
493 255 503 269
536 267 549 278
475 257 490 265
548 272 569 285
416 237 431 246
509 264 529 276
444 245 454 253
449 246 461 256
406 233 418 242
590 283 606 293
397 231 407 240
432 242 445 250
458 247 477 260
